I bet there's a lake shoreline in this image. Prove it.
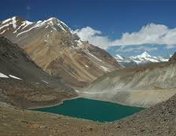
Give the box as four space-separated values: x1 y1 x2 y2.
33 97 143 122
28 96 81 110
29 95 145 110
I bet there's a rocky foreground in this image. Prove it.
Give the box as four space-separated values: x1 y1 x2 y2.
1 93 176 136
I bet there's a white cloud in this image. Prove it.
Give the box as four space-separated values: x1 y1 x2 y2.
112 23 176 46
117 46 158 53
74 23 176 49
74 26 111 49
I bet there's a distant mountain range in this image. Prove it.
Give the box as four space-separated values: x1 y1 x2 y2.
0 16 120 87
115 51 168 67
80 56 176 107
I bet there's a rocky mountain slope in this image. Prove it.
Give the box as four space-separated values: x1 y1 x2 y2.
115 51 168 67
0 36 55 84
0 37 175 136
0 16 120 87
80 59 176 107
0 37 76 108
106 93 176 136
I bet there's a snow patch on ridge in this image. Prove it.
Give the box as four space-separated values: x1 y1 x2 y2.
0 23 11 30
12 17 17 29
0 30 6 34
100 66 110 72
0 73 9 78
2 18 11 24
17 17 70 36
85 65 89 68
17 24 38 36
9 75 22 80
85 50 102 62
42 80 49 84
1 17 72 38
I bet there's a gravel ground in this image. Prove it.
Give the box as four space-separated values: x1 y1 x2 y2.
1 93 176 136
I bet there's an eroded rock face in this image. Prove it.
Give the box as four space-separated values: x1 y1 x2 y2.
0 17 120 87
169 52 176 62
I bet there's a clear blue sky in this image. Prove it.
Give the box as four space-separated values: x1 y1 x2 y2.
1 0 176 57
1 0 176 38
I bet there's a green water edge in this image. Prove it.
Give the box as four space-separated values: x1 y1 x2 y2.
33 98 144 122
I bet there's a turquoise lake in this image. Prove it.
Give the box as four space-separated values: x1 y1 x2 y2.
35 98 143 122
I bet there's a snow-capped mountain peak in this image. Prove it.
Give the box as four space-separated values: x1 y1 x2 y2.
1 16 33 25
40 17 70 32
138 51 151 58
130 51 152 59
0 16 120 87
115 52 169 67
0 16 33 34
0 17 71 36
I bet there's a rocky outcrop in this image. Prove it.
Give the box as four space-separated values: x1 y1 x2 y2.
0 17 120 87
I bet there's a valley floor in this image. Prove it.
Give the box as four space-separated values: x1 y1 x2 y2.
1 93 176 136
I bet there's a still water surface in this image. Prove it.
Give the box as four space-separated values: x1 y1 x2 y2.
35 98 143 122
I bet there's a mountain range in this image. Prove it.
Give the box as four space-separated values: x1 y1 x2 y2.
1 16 175 108
0 16 120 88
115 51 168 67
0 16 176 136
